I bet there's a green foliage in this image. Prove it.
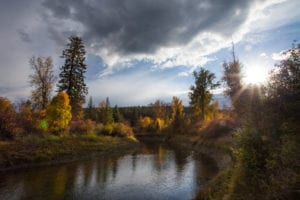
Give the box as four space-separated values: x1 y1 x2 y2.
46 92 72 133
267 43 300 124
57 36 88 119
189 68 219 120
37 119 48 132
223 44 300 200
198 44 300 200
230 126 269 199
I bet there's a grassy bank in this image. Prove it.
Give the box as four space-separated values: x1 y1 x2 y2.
0 134 139 171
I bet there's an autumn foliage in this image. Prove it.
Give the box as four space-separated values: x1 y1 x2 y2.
0 97 17 139
46 92 72 133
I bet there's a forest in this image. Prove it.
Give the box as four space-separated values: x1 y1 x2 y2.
0 36 299 200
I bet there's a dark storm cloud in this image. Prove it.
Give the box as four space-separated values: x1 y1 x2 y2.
43 0 253 55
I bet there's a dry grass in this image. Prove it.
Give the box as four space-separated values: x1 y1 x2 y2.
0 134 139 171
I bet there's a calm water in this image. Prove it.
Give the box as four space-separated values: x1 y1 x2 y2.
0 142 218 200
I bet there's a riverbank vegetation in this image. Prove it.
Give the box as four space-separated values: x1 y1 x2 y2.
196 44 300 200
0 36 299 199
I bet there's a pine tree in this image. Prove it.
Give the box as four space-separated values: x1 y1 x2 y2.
113 105 123 123
85 96 97 121
57 36 88 119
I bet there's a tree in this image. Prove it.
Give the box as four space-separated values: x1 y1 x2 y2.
104 97 114 125
189 68 219 120
98 100 106 123
171 96 184 131
267 43 300 123
113 105 123 123
46 92 72 133
228 44 300 199
150 99 170 122
57 36 88 119
222 45 246 117
85 96 97 121
29 56 55 110
16 100 36 135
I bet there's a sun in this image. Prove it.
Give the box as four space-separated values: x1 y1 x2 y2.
243 65 268 85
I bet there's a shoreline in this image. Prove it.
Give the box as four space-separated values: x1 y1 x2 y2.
0 135 141 172
168 134 233 170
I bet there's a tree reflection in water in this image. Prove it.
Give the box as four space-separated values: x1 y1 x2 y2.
0 142 218 200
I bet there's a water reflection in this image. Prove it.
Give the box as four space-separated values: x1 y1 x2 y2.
0 142 218 200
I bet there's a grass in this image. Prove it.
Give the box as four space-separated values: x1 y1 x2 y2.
0 134 140 171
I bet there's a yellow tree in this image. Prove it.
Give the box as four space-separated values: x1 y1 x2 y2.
46 92 72 133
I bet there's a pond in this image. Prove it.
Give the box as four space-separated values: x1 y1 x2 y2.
0 141 218 200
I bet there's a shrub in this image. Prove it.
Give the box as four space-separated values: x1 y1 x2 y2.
112 123 134 137
139 116 152 129
69 119 96 135
96 122 135 138
16 101 46 135
102 124 113 135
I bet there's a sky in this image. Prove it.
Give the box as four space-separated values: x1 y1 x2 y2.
0 0 299 106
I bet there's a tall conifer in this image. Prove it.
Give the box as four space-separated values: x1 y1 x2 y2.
57 36 88 119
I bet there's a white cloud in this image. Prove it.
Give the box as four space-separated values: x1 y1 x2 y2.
177 71 189 77
272 51 288 61
260 52 268 58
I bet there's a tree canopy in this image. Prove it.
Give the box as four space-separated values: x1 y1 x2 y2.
189 68 219 120
46 92 72 133
29 56 55 110
57 36 88 119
